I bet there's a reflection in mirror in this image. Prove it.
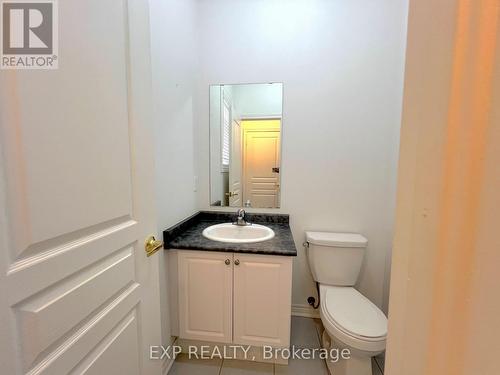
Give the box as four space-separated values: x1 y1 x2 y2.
210 83 283 209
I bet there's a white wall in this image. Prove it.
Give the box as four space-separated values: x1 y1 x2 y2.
149 0 199 347
195 0 408 313
232 83 283 118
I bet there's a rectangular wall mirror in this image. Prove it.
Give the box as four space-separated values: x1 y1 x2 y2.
209 83 283 209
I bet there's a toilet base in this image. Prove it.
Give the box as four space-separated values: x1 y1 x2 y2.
322 330 374 375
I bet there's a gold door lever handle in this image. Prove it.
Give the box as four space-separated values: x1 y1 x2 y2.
145 236 163 257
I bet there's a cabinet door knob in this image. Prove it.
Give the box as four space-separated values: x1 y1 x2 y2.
234 259 240 266
225 259 231 265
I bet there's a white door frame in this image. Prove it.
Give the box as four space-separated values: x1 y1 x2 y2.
386 1 499 374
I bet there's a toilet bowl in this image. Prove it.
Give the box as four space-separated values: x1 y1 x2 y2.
319 284 386 375
305 231 387 375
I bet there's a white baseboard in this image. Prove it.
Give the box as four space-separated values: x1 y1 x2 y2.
291 303 320 318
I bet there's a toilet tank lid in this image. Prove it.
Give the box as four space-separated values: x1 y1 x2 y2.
306 232 368 248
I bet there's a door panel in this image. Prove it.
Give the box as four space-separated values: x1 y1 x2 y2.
69 312 140 375
0 1 161 374
242 120 281 208
16 248 135 369
178 251 232 343
25 286 140 375
233 254 292 347
4 1 133 252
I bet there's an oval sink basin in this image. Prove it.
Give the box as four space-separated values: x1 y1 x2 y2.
202 223 275 243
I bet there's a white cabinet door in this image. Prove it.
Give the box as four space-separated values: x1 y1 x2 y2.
0 1 161 374
233 254 292 347
178 251 233 343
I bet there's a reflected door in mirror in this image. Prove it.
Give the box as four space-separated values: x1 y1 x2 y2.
242 120 281 208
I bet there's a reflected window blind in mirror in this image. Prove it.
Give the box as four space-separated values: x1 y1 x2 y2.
221 95 231 171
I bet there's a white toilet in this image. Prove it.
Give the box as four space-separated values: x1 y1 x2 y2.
306 231 387 375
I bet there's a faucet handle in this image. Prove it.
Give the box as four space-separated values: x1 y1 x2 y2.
235 209 249 226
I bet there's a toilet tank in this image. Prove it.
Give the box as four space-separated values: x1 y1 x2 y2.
306 231 368 286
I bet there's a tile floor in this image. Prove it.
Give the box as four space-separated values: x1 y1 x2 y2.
170 316 385 375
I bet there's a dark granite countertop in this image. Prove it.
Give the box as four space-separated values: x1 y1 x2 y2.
163 211 297 256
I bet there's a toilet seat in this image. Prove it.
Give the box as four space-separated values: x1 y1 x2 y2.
319 285 387 353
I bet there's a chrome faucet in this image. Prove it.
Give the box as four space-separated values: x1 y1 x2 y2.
236 209 248 226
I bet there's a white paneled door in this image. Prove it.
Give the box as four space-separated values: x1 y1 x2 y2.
0 1 162 374
242 120 281 209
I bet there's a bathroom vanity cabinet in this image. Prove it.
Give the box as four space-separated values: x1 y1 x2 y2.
174 250 293 348
164 211 297 359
